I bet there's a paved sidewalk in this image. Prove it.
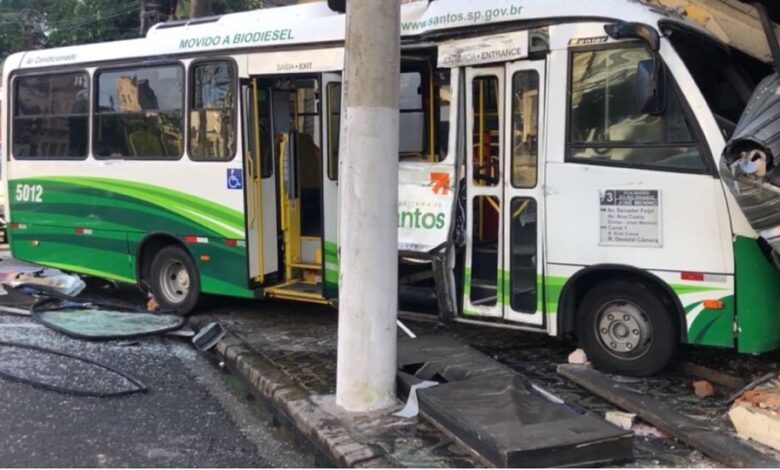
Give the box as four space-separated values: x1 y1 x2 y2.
192 301 479 468
193 297 756 468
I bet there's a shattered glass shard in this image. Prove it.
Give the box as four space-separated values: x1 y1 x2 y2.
35 309 185 340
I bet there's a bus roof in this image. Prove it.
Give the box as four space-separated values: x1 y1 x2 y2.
4 0 709 73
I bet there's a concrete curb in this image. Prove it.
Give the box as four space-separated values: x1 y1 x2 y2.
203 325 399 468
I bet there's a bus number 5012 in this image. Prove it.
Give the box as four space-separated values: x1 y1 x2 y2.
15 184 43 203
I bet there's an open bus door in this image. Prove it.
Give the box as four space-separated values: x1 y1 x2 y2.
463 59 547 328
248 76 329 304
321 72 341 299
244 79 280 285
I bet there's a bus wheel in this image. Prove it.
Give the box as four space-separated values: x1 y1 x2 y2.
149 245 201 314
576 280 677 377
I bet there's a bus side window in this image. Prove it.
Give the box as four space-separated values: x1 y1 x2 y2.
399 71 425 159
512 71 539 188
567 45 705 172
399 64 450 163
12 72 89 159
190 61 237 161
327 64 448 179
472 76 500 186
437 69 452 160
94 64 184 160
257 84 274 178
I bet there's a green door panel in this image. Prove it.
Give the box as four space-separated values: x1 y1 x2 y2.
735 236 780 354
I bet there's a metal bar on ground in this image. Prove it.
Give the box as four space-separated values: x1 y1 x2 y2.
676 362 746 390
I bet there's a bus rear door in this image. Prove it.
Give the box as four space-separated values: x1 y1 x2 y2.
244 79 280 285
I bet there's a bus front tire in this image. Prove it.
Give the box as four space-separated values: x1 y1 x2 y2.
149 245 201 315
576 280 677 377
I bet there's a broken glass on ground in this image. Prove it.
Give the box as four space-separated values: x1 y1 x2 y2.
0 341 147 397
34 308 185 341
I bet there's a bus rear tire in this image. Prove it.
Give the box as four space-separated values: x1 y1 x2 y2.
149 245 201 315
576 280 677 377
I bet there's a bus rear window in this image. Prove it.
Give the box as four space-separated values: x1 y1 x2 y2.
12 72 89 159
94 65 184 159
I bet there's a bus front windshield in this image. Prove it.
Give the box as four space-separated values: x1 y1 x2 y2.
667 25 769 139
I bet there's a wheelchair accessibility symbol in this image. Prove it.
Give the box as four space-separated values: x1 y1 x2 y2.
227 169 243 190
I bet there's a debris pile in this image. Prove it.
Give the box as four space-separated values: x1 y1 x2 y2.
729 374 780 453
10 269 86 297
558 364 779 467
0 264 224 397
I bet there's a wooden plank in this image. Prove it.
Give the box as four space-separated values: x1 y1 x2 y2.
676 362 746 390
557 364 780 468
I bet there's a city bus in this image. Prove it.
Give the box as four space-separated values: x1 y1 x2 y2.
2 0 778 375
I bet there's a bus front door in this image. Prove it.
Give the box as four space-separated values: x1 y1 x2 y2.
463 60 547 328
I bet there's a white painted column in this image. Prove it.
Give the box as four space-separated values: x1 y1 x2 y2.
336 0 401 412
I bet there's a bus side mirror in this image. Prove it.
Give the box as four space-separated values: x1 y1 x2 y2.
604 22 660 51
327 0 346 13
604 22 666 116
637 59 666 116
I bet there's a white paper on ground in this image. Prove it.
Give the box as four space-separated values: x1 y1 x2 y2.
393 380 439 419
397 320 417 339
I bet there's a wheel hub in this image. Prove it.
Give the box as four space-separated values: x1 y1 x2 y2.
159 259 189 305
596 301 653 358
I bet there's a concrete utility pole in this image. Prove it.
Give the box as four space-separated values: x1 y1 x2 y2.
336 0 401 412
190 0 213 18
140 0 177 34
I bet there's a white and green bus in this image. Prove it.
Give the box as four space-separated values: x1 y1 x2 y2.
3 0 779 375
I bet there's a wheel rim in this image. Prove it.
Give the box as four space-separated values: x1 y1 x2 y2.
594 300 653 359
158 259 190 305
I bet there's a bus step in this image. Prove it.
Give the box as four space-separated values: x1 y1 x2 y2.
265 280 329 304
290 262 322 271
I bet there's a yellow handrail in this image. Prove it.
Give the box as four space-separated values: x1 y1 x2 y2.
252 79 265 282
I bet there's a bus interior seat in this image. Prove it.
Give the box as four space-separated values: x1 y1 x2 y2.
128 128 165 157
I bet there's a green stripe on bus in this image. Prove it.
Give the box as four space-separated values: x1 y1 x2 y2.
11 177 244 238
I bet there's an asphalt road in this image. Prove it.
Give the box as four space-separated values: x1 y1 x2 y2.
0 313 316 468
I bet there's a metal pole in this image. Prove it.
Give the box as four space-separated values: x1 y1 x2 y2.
336 0 401 412
754 2 780 75
191 0 213 18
